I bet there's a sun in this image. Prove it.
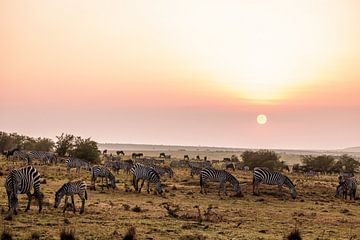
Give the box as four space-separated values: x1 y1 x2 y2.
257 114 267 125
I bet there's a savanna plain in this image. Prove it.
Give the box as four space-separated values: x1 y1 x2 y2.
0 150 359 240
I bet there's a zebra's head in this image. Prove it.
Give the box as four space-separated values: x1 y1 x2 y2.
233 181 243 197
155 181 163 195
109 175 116 189
335 183 345 198
290 187 297 199
54 188 65 208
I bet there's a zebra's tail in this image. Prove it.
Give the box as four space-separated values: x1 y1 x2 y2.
85 190 88 200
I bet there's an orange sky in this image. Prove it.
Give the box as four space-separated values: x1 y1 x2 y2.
1 1 360 149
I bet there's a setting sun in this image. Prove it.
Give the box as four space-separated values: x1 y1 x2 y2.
257 114 267 125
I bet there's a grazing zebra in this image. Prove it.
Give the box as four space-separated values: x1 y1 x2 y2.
130 163 163 194
200 168 242 196
336 178 357 200
304 170 319 178
150 165 174 178
222 162 235 171
4 148 20 160
12 150 31 164
28 151 57 165
65 158 91 174
253 167 297 199
184 155 190 160
91 165 116 190
190 166 202 177
4 165 44 220
54 180 87 214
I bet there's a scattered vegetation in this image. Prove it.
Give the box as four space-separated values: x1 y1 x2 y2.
131 205 142 213
241 150 287 170
28 232 41 240
1 228 12 240
0 131 54 152
286 228 302 240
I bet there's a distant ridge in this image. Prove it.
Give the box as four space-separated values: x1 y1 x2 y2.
342 146 360 152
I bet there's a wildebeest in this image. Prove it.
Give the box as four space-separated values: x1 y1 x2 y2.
184 155 190 160
132 153 144 159
116 150 125 156
223 157 231 162
222 162 235 171
196 155 200 160
159 153 166 158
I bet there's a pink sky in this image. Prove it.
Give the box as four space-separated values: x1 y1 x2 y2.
1 1 360 149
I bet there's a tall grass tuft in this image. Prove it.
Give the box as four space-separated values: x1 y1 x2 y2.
123 227 136 240
60 228 76 240
287 228 302 240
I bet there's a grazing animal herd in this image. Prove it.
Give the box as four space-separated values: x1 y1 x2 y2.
1 150 358 221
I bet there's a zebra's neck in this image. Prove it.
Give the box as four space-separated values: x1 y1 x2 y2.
284 177 295 190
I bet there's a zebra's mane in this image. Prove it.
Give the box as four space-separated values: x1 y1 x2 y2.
226 172 239 186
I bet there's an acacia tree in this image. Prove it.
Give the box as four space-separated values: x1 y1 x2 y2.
70 137 100 164
55 133 75 157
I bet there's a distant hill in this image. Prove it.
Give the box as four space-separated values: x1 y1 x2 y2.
342 146 360 152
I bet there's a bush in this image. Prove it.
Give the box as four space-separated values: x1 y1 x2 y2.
301 155 335 173
0 132 54 153
55 133 75 157
241 150 284 171
70 137 100 164
336 154 360 173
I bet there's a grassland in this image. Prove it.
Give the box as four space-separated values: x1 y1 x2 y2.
0 155 359 240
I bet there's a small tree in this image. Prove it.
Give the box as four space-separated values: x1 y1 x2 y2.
301 155 335 173
336 154 360 173
241 150 283 170
71 137 100 164
55 134 75 157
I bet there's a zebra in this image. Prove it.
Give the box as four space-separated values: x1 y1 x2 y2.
150 165 174 178
12 150 31 164
336 178 357 200
4 165 44 220
222 162 235 171
54 180 88 214
190 166 202 177
130 163 163 195
91 165 116 190
253 167 297 199
200 168 243 197
28 151 57 165
65 158 91 174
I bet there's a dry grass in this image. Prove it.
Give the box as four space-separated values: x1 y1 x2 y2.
0 156 359 239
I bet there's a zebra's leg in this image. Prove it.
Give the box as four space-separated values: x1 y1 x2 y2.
63 196 68 213
218 182 224 196
25 192 32 212
223 181 227 196
71 195 76 213
101 177 104 190
277 185 283 196
79 193 85 214
105 177 109 189
147 180 150 194
132 175 137 191
139 179 145 193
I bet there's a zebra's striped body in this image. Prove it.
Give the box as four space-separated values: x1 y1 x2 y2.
28 151 57 165
4 166 44 220
190 166 202 177
65 158 91 174
130 163 163 194
91 165 116 190
54 180 87 214
150 165 174 178
200 168 242 196
253 167 297 199
12 150 31 164
336 178 357 200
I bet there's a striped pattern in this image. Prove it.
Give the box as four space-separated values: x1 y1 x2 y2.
130 163 163 194
336 178 357 200
54 180 87 214
253 167 297 199
200 168 242 196
4 166 44 220
28 151 57 165
150 165 174 178
91 165 116 190
12 150 31 164
190 166 202 177
65 158 91 174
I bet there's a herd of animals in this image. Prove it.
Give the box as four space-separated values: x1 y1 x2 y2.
0 149 358 221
